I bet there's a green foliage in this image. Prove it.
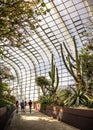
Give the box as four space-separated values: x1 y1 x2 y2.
41 102 47 110
35 76 50 86
35 76 50 96
64 87 89 107
0 82 8 97
38 88 71 107
38 95 54 105
0 66 15 80
60 37 93 108
37 87 93 108
0 66 15 98
84 94 93 108
0 50 4 54
79 46 93 96
0 98 13 108
0 1 50 39
79 47 93 79
2 82 8 90
41 2 46 7
0 65 16 107
87 99 93 108
55 89 71 106
5 95 16 104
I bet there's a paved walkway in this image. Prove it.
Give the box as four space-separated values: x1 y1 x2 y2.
5 107 80 130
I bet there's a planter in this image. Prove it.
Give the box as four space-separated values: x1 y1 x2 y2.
52 106 63 119
0 107 7 116
35 103 93 130
45 105 53 117
37 104 63 120
0 105 15 130
62 107 93 130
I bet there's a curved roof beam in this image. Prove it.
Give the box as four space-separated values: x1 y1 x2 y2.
19 26 47 76
9 47 31 100
2 59 19 92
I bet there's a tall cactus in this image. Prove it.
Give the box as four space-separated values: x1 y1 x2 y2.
60 37 85 89
48 54 59 95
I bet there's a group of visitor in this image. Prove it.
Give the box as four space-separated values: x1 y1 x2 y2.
16 100 32 113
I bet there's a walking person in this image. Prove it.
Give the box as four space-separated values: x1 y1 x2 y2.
25 101 27 112
16 100 19 113
20 100 25 112
29 100 32 113
25 101 27 108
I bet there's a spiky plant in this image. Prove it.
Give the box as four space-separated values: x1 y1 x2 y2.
60 37 85 90
48 54 59 95
64 87 88 107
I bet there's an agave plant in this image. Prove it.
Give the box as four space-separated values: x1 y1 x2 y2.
64 87 88 107
54 88 71 106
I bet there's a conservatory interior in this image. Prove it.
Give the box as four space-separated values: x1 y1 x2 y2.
0 0 93 130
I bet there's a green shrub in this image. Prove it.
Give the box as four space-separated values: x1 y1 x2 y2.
0 98 13 108
64 87 88 107
41 102 47 110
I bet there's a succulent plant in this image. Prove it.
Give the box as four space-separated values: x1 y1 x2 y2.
48 54 59 95
60 37 85 90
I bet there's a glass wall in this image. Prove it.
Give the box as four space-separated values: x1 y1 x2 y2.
1 0 93 102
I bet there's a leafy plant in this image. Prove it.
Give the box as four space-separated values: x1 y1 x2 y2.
37 88 71 107
35 54 59 96
0 98 13 108
64 87 88 107
79 47 93 80
79 47 93 96
84 94 93 108
0 65 16 107
0 1 50 37
55 89 71 106
0 0 50 54
38 96 53 109
35 76 50 96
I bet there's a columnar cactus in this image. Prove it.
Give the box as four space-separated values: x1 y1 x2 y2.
48 54 59 95
60 37 85 90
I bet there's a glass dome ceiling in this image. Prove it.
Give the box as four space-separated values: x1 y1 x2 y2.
0 0 93 101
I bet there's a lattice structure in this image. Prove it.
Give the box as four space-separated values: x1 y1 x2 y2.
0 0 93 101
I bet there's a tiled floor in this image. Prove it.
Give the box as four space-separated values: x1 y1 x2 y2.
5 107 80 130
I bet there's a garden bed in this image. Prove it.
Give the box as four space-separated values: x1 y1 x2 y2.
35 103 93 130
0 105 15 130
62 107 93 130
